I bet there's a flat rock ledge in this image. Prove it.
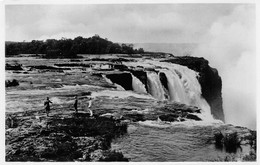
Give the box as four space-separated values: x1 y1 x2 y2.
6 110 128 162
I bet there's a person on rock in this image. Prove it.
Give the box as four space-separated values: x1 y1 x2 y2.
44 97 52 117
87 96 93 117
74 96 78 113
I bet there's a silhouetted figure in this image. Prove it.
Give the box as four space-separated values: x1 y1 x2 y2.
87 97 93 117
74 96 78 113
44 97 52 117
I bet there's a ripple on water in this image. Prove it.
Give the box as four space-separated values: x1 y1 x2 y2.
112 123 251 162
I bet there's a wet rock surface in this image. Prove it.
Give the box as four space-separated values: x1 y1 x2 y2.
6 63 23 70
6 110 128 162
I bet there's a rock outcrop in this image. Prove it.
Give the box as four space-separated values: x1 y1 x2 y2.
5 79 19 87
6 111 128 162
6 63 23 70
106 73 133 90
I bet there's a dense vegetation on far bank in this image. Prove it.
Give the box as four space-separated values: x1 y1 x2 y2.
5 35 145 58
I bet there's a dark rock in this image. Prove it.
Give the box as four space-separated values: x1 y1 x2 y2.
6 63 23 70
159 72 168 90
158 103 201 114
5 79 19 87
109 58 135 63
91 73 103 77
13 71 22 74
90 149 128 162
6 116 18 128
54 63 90 67
113 64 129 71
159 114 179 122
70 59 81 62
123 113 145 122
180 118 186 122
81 91 92 96
28 65 59 70
186 114 202 121
27 65 71 72
106 73 132 90
162 56 224 121
214 131 224 147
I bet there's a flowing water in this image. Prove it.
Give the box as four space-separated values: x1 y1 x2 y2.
131 73 147 94
112 122 251 161
5 55 252 161
146 71 166 101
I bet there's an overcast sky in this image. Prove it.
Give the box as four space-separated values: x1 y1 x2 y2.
5 4 249 43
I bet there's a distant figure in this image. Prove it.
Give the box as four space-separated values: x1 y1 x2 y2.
44 97 52 117
87 97 93 117
74 96 78 113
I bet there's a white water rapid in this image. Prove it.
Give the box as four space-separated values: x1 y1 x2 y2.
131 73 147 94
104 60 214 121
146 71 166 101
147 61 214 121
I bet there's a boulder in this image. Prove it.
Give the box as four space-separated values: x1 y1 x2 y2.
123 113 145 122
6 63 23 70
5 79 19 87
90 149 128 162
159 114 179 122
186 114 202 121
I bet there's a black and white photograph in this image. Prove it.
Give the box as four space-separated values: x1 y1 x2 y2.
2 0 258 163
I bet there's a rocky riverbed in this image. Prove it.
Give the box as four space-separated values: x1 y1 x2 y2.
5 54 257 162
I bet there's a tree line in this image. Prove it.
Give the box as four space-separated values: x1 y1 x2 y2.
5 35 145 58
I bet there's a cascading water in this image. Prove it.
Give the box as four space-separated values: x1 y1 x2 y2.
146 71 166 101
131 73 147 94
150 61 214 121
160 70 188 104
103 60 214 121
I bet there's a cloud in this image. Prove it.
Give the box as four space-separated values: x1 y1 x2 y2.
6 4 237 43
193 4 256 129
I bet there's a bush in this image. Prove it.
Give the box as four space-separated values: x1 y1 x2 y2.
223 132 241 152
243 151 256 161
214 131 241 153
214 131 224 147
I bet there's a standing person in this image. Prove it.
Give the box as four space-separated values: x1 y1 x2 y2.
74 96 78 113
87 97 93 117
44 97 52 117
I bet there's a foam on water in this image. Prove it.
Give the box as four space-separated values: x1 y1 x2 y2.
129 60 214 122
91 90 155 100
50 97 67 104
146 71 166 100
131 73 147 94
138 119 224 129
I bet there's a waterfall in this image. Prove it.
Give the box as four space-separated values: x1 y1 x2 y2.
159 63 213 121
146 71 165 101
161 70 188 104
131 73 147 94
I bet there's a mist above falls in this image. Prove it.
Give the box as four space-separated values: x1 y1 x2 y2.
193 5 256 129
